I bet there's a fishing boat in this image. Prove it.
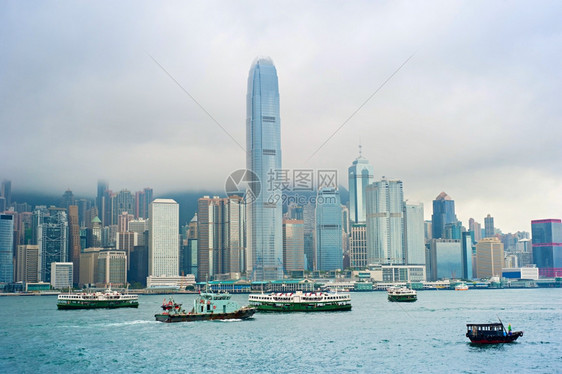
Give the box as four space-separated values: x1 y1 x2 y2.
455 283 469 291
466 321 523 344
248 291 351 312
387 286 417 302
154 291 256 323
57 287 139 309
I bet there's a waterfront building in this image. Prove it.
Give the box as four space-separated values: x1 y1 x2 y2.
502 266 539 280
50 262 73 289
146 274 195 289
484 214 495 238
0 214 14 283
16 245 40 283
531 218 562 277
316 189 343 271
431 192 458 240
360 264 426 282
404 202 425 265
475 237 504 278
96 250 127 287
246 57 283 281
68 205 81 285
428 239 463 281
79 248 101 287
148 199 179 278
36 208 68 283
129 245 148 287
283 219 305 275
365 179 405 264
349 223 367 269
348 149 374 224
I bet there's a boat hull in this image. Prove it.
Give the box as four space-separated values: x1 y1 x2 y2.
155 307 256 323
254 303 352 312
57 300 139 309
388 295 417 302
467 331 523 344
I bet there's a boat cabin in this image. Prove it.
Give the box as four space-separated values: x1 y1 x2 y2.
466 323 505 337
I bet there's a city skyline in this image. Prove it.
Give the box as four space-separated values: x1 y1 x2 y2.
1 2 561 234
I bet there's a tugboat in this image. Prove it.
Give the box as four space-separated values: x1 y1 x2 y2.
466 321 523 344
387 286 417 302
248 291 351 312
154 291 256 323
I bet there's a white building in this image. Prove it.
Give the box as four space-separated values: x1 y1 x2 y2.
502 266 539 280
50 262 73 289
149 199 179 277
404 202 425 265
147 274 195 289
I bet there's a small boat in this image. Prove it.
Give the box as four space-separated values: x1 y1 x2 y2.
248 291 351 312
57 287 139 309
455 283 469 291
466 321 523 344
154 291 256 323
387 286 417 302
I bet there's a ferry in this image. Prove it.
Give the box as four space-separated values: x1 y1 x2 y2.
57 287 139 309
466 321 523 344
387 286 417 302
248 291 352 312
155 291 256 323
455 283 469 291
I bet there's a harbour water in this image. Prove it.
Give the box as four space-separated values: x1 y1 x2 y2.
1 289 560 373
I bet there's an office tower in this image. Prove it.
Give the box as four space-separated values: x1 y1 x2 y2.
1 180 11 208
79 248 101 287
186 214 198 276
129 218 148 246
111 190 134 225
60 189 75 210
469 218 482 242
531 219 562 277
16 245 40 283
287 203 304 220
36 208 68 283
404 202 425 265
316 189 343 271
348 149 374 223
341 205 350 235
428 239 463 281
283 219 305 275
102 225 118 248
0 197 5 213
431 192 458 239
303 202 316 271
118 211 134 233
97 250 127 286
484 214 495 238
68 205 81 285
365 179 405 265
246 57 283 281
76 198 92 228
129 245 148 287
50 262 73 289
475 237 504 278
149 199 179 277
87 216 102 248
116 231 138 270
96 180 110 227
461 231 473 279
349 223 367 268
424 221 432 243
136 188 153 219
0 214 14 283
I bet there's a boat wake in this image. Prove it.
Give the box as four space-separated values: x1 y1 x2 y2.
106 320 157 327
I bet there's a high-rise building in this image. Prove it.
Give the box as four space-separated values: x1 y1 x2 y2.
461 231 473 279
116 231 138 270
404 202 425 265
349 223 367 269
348 149 374 224
246 57 283 281
531 219 562 278
303 203 316 271
484 214 495 238
0 214 14 283
469 218 482 242
431 192 458 239
112 190 135 226
136 188 153 219
476 237 504 278
427 239 463 281
50 262 73 289
1 180 12 208
96 180 110 227
283 219 305 275
129 218 148 246
36 208 68 283
316 189 343 271
365 179 405 265
79 247 101 287
97 250 127 287
68 205 81 285
149 199 179 278
16 245 40 283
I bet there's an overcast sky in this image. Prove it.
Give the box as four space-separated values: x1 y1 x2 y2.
1 1 561 233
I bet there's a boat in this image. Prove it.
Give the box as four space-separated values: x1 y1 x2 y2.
154 291 256 323
57 287 139 309
466 321 523 344
387 286 417 302
455 283 469 291
248 291 351 312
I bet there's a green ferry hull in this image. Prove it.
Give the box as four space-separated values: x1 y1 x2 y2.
255 303 352 312
57 301 139 309
387 295 416 302
155 307 256 322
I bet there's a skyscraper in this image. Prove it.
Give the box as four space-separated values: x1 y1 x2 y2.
246 57 283 280
1 180 11 208
283 219 305 275
431 192 458 239
148 199 179 277
348 149 374 224
484 214 495 238
0 214 14 283
68 205 81 285
316 189 343 271
365 179 405 264
531 218 562 277
468 218 482 242
36 208 68 283
476 237 504 278
349 223 367 269
404 202 425 265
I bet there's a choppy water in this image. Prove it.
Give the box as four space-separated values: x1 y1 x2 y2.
1 289 560 373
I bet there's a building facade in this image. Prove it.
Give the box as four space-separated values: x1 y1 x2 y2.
50 262 73 289
349 223 367 269
148 199 179 277
531 218 562 277
476 237 504 278
315 189 343 271
428 239 463 281
97 250 127 287
431 192 457 240
348 151 374 224
404 202 425 265
0 214 14 283
283 219 305 275
484 214 495 238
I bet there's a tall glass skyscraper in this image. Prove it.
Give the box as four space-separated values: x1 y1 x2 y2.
531 218 562 278
246 57 283 280
148 199 179 277
316 189 343 271
348 151 374 224
0 214 14 283
431 192 458 239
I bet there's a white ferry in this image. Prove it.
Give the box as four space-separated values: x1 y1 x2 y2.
248 291 351 312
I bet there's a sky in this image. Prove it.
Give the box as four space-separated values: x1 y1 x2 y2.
1 1 561 233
